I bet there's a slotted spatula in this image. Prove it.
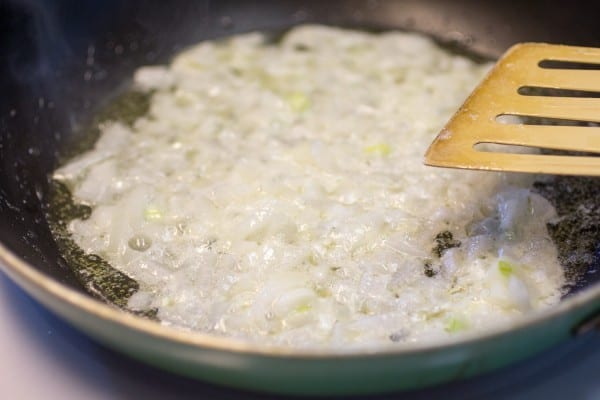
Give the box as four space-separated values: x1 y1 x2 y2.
424 43 600 175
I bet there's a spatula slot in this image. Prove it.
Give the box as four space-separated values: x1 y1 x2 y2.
495 114 600 127
473 143 540 155
517 86 600 98
538 60 600 70
474 142 600 156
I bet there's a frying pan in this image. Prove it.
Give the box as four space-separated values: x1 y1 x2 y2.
1 0 600 396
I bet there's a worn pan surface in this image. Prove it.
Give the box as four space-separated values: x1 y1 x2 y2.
1 0 600 396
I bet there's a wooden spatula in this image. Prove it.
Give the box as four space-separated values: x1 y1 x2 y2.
424 43 600 175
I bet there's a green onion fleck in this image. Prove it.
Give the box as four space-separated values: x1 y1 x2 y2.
364 143 392 156
144 207 163 221
295 303 312 313
445 318 468 333
498 260 514 277
286 92 310 112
